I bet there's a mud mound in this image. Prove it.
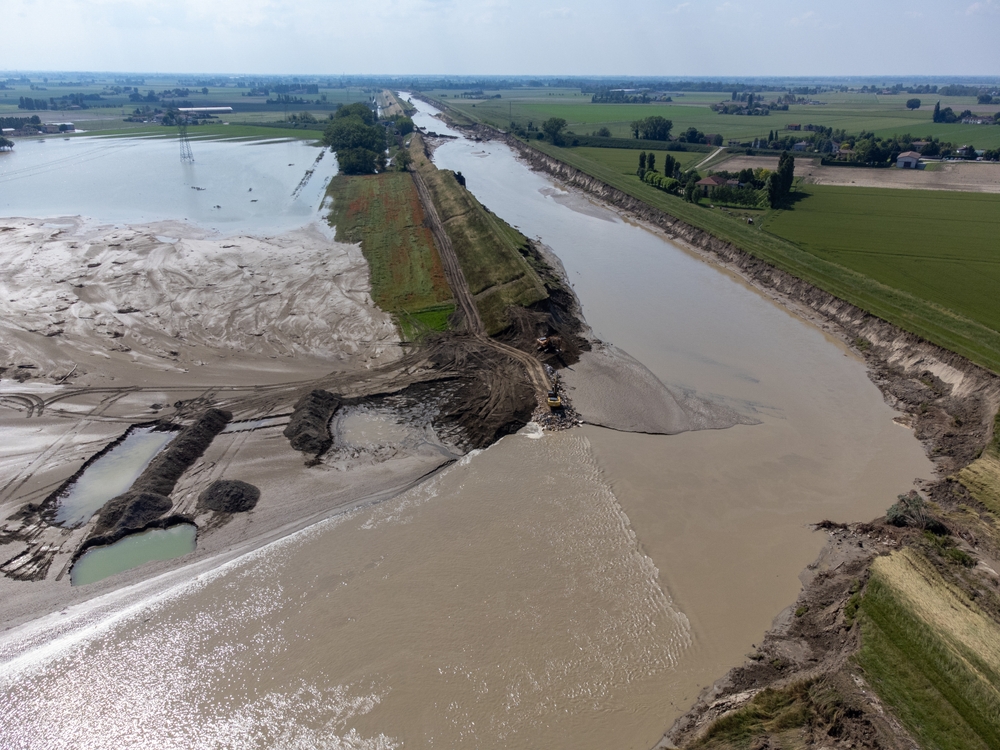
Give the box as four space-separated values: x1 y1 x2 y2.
284 390 340 454
198 480 261 513
427 338 537 449
94 491 172 536
131 408 232 496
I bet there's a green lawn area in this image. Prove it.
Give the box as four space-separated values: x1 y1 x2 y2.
763 186 1000 334
326 172 454 336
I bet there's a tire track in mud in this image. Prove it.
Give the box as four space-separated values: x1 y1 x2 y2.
0 391 131 505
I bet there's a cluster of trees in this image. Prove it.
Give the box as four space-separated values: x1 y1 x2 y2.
322 102 387 175
714 92 789 115
0 115 41 130
938 84 992 97
932 102 1000 124
18 93 101 110
713 101 778 116
0 137 14 150
696 155 794 209
676 126 721 145
638 155 699 200
629 116 672 141
18 96 50 110
590 89 671 104
636 151 681 181
768 153 795 207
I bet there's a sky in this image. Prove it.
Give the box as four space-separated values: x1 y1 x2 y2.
4 0 999 77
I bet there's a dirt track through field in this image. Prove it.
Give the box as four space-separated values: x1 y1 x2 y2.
410 168 552 403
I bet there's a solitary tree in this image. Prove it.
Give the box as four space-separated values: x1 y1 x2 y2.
933 101 941 122
647 152 656 172
541 117 568 145
906 98 921 110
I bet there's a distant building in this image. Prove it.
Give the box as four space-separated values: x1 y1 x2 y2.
793 141 809 151
695 174 728 195
1 128 14 136
786 124 801 131
896 151 921 169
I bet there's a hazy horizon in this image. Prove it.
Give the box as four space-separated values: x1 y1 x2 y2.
5 0 998 78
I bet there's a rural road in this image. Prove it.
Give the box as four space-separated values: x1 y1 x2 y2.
694 147 725 170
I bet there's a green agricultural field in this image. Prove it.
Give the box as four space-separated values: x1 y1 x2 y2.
762 185 1000 334
436 91 1000 151
326 172 455 336
496 136 1000 372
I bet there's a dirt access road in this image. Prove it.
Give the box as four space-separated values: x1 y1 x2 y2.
409 168 553 403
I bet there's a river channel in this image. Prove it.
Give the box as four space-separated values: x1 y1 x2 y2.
0 110 932 749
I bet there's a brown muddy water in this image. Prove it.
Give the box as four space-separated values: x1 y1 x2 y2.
0 102 933 749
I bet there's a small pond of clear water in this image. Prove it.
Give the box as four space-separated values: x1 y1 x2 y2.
55 426 176 528
70 524 197 586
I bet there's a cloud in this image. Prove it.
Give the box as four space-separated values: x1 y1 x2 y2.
966 0 996 13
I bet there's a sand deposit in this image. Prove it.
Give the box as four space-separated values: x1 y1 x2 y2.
0 218 400 387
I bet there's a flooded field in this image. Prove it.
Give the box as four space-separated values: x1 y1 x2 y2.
0 104 935 749
0 135 335 234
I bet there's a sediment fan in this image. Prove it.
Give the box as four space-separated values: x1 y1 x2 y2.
175 107 233 163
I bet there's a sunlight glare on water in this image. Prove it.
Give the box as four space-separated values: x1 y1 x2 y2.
0 431 689 749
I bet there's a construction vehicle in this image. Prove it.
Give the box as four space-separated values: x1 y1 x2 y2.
546 390 563 409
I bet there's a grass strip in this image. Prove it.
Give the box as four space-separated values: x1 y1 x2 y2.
857 550 1000 750
326 172 454 336
409 134 547 334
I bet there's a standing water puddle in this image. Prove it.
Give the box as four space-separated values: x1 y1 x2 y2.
70 524 197 586
55 426 176 527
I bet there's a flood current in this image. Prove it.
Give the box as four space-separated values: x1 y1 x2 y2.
0 106 933 748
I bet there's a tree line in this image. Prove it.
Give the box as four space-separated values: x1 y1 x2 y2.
321 102 387 175
636 150 794 209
